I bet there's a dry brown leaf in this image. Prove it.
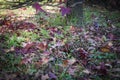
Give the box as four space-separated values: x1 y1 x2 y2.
100 46 110 53
37 42 48 51
63 60 69 67
34 60 43 68
23 42 34 53
42 57 49 64
63 58 76 67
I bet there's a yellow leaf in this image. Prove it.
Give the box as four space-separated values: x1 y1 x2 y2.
100 47 110 52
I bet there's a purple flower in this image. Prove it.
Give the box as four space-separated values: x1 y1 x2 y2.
60 6 71 16
32 2 46 13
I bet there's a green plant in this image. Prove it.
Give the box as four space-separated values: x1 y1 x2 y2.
40 28 50 38
60 73 73 80
35 12 49 25
48 14 67 26
90 51 117 63
67 15 79 26
0 34 9 48
7 34 24 48
0 52 22 72
26 64 37 75
84 6 107 27
20 30 40 41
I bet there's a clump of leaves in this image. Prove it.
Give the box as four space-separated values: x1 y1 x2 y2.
7 34 24 48
19 30 40 41
40 28 50 38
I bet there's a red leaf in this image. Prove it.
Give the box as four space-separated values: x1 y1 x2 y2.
59 0 62 4
37 42 48 51
20 57 31 64
22 43 34 53
63 60 69 67
79 48 88 59
22 7 27 10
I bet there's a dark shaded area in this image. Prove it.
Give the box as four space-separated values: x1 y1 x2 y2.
85 0 120 11
65 0 120 27
66 0 84 27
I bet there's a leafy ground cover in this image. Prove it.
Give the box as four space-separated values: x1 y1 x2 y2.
0 1 120 80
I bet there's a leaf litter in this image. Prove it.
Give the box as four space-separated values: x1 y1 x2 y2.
0 2 120 80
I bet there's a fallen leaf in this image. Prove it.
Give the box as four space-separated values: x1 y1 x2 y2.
79 48 88 59
22 7 27 10
83 69 91 74
37 42 48 51
25 38 30 42
48 72 57 79
102 35 107 42
20 58 32 64
68 58 76 65
108 33 115 40
100 47 110 52
70 26 76 32
63 58 76 67
52 41 64 48
35 60 43 68
108 41 113 47
42 57 49 64
63 60 69 67
43 51 51 56
41 74 49 80
67 67 76 75
22 42 34 53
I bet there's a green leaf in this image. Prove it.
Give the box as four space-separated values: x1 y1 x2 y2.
40 28 49 38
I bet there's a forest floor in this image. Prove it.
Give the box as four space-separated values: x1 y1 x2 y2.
0 1 120 80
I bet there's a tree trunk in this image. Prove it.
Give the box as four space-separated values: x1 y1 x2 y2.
66 0 84 27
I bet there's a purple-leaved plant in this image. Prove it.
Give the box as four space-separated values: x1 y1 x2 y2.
60 6 71 16
32 2 46 14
